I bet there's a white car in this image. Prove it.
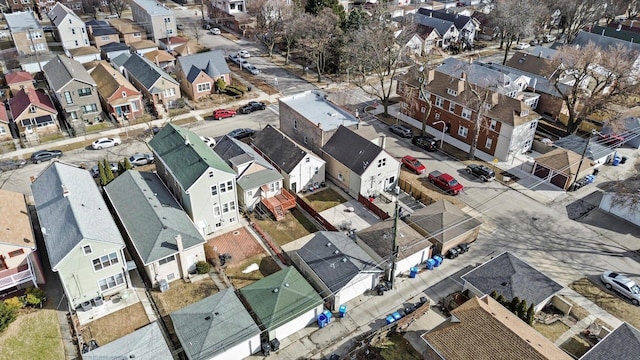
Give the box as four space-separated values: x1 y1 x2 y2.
129 153 154 166
601 271 640 305
92 137 121 150
200 136 216 148
238 50 251 58
210 28 221 35
514 43 530 50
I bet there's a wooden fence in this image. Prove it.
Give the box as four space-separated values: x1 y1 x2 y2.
295 195 338 231
357 194 391 220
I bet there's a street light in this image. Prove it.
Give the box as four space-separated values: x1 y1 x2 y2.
433 120 446 149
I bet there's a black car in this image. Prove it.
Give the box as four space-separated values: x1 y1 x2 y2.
228 128 255 140
412 135 438 151
389 124 413 138
238 101 266 114
465 163 496 182
30 149 63 164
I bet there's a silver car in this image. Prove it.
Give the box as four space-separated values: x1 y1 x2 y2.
601 271 640 305
129 153 154 166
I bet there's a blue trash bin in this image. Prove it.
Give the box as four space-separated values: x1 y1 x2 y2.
323 310 333 324
613 154 621 166
339 305 347 318
426 258 436 270
409 267 418 278
386 315 396 324
317 313 328 328
392 311 402 320
433 255 443 267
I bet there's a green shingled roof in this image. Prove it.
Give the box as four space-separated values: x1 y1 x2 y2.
149 123 233 190
239 267 323 331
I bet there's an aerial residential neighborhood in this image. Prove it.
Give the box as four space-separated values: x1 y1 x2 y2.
0 0 640 359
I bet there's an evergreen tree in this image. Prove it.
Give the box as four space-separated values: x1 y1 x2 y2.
342 8 366 31
124 157 132 170
490 290 498 300
98 161 108 186
526 304 535 325
305 0 345 20
118 161 125 174
103 159 115 183
496 294 507 306
517 299 528 320
509 297 520 312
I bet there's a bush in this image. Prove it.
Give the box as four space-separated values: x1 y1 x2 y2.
0 301 17 333
3 297 23 311
215 78 226 91
23 287 46 308
195 260 211 274
204 244 217 264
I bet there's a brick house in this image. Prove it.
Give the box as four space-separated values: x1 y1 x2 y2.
175 50 230 100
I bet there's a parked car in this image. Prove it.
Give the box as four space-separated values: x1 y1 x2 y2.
227 54 240 64
543 34 556 43
244 64 260 75
213 109 237 120
428 170 464 195
210 28 221 35
89 162 119 178
0 158 26 172
238 101 266 114
465 164 496 182
412 135 438 151
529 39 540 46
200 136 217 148
514 43 530 50
389 124 413 138
202 23 211 30
601 271 640 305
227 128 255 140
30 149 63 163
401 155 426 174
238 50 251 58
91 137 121 150
129 153 154 166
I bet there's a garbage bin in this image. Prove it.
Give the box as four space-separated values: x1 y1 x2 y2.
270 338 280 351
433 255 443 267
409 267 418 278
621 156 628 164
339 305 347 318
386 315 396 324
392 311 402 320
613 155 621 166
425 258 436 270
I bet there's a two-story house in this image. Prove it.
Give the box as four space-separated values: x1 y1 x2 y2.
130 0 177 44
48 3 89 53
108 18 147 45
5 11 49 55
175 51 231 100
416 8 477 50
89 61 144 122
85 20 120 50
209 0 251 33
43 55 103 136
414 15 458 50
149 123 240 235
8 89 60 146
31 162 130 312
112 53 181 115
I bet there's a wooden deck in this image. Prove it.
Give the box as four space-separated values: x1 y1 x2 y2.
261 189 296 221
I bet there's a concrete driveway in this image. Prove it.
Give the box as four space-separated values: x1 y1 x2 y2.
319 199 381 231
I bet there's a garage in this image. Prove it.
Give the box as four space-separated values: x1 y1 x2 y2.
532 148 592 191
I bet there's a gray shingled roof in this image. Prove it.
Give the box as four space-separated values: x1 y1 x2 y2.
85 19 119 36
406 200 482 245
176 51 230 83
104 171 204 265
120 53 177 90
251 124 310 174
436 58 521 94
356 219 426 261
461 252 563 306
170 288 260 360
414 14 456 38
298 231 382 293
322 125 383 176
48 3 79 27
101 42 130 52
111 52 131 68
43 55 96 92
418 8 473 31
5 11 41 32
570 30 640 52
554 134 615 161
82 322 173 360
582 323 640 360
31 162 124 269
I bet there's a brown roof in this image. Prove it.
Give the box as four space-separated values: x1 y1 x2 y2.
534 148 593 176
423 296 572 360
89 61 137 99
143 49 175 63
159 36 188 45
505 51 558 78
5 71 32 85
108 18 145 34
69 46 100 56
130 40 158 50
0 105 8 124
0 189 34 247
9 89 57 119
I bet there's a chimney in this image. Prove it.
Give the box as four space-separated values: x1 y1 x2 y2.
457 72 466 93
379 134 386 149
427 69 435 83
62 185 70 197
155 55 159 66
175 234 183 252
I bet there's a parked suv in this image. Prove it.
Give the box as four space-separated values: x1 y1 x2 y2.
412 135 438 151
238 101 266 114
389 124 412 138
465 164 496 182
601 271 640 305
213 109 237 120
30 149 63 163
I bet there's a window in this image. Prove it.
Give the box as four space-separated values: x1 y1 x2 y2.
222 201 236 213
219 181 233 193
121 91 126 98
461 108 472 120
71 28 75 34
0 127 5 135
8 249 25 258
521 109 529 116
82 245 92 255
214 205 220 216
435 113 440 120
447 88 457 96
167 273 175 280
378 158 386 167
64 91 73 104
92 252 119 271
69 111 78 120
158 255 175 265
247 190 253 196
485 138 493 149
98 273 125 291
315 167 319 174
164 88 175 97
489 120 497 130
131 101 139 111
293 119 297 129
74 40 79 46
419 89 427 101
211 185 218 196
101 35 110 41
164 17 171 23
449 102 455 112
305 157 310 163
197 82 211 92
81 104 98 114
78 88 91 97
529 121 537 129
458 126 468 137
421 106 426 113
435 96 444 108
133 32 141 37
208 171 214 178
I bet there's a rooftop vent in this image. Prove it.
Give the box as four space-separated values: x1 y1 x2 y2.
326 243 332 247
333 250 339 255
204 315 212 320
273 288 279 293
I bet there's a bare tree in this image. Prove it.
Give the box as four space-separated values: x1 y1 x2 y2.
190 23 203 45
490 0 545 65
109 0 128 18
281 5 303 64
82 0 100 18
555 0 605 43
251 0 288 56
550 42 640 134
298 8 341 82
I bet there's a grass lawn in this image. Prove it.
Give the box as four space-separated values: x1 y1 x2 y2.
560 335 591 358
570 278 640 329
172 116 198 126
303 187 348 212
0 309 64 360
80 303 149 346
251 208 317 246
533 320 570 342
374 332 422 360
151 277 217 316
225 254 281 289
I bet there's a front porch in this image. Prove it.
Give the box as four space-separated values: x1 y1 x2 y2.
260 188 296 221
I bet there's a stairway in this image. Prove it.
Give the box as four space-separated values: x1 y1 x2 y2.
274 205 284 221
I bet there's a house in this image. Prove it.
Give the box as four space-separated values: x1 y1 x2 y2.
130 39 159 55
112 53 181 114
397 59 541 162
82 322 173 360
602 115 640 149
589 25 639 43
322 125 400 199
532 148 594 191
175 51 231 100
581 322 640 360
108 18 147 45
158 35 188 52
461 252 564 313
607 19 640 33
130 0 177 44
283 231 383 310
569 30 640 76
100 42 131 62
415 25 442 55
209 0 252 33
415 8 476 50
8 89 59 146
251 124 326 193
239 267 324 341
149 124 240 235
12 0 85 14
48 3 89 53
404 200 481 255
143 49 176 70
5 71 34 95
356 218 431 277
5 11 49 55
414 16 458 50
43 55 103 136
0 189 46 295
31 162 130 311
170 288 262 360
422 295 572 360
88 61 144 122
68 46 101 64
0 106 10 142
599 177 640 227
213 135 296 220
104 171 206 287
85 20 120 50
554 135 615 166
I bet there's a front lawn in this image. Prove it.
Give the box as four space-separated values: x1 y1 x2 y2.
303 187 348 212
0 309 64 360
570 278 640 329
79 302 149 346
151 278 218 316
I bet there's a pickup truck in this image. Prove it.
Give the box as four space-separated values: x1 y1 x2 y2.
428 170 464 195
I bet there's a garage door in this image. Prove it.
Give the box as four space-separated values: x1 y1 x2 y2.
337 274 376 308
550 173 568 189
533 164 550 179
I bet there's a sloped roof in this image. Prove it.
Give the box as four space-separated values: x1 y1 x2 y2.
252 124 316 173
414 14 456 37
5 11 41 32
298 231 382 293
5 71 32 85
589 25 639 43
69 46 100 57
149 123 234 191
571 30 640 53
0 105 8 124
405 200 482 245
43 55 96 92
170 288 260 360
143 49 175 63
48 3 80 27
0 189 33 248
108 18 145 34
534 148 590 176
357 218 427 261
582 323 640 360
239 267 323 331
554 134 615 161
82 322 172 360
418 8 474 30
8 89 57 119
130 40 158 50
104 171 204 265
176 50 230 83
213 135 282 189
89 61 138 99
31 162 125 269
85 19 119 36
101 42 130 52
111 53 131 68
423 295 572 360
461 252 563 306
120 53 177 90
322 125 384 176
505 51 559 78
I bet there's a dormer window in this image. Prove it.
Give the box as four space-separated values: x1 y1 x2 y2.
29 105 36 113
447 88 458 96
122 91 126 98
521 109 529 116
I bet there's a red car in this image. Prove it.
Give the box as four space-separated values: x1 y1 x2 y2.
213 109 237 120
401 155 426 174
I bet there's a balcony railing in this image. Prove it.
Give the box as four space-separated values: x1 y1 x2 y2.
260 189 296 221
0 268 34 291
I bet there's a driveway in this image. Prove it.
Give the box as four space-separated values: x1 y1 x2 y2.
319 199 381 231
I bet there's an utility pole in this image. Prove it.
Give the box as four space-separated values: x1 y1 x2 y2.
388 199 400 289
570 129 595 191
27 28 43 74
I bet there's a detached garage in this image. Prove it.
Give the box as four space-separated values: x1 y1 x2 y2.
532 148 594 190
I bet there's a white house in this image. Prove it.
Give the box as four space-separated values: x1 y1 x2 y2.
48 3 90 54
599 186 640 227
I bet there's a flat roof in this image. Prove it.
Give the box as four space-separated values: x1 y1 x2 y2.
279 90 359 131
5 11 41 32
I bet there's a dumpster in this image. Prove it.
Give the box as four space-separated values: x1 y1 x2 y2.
409 267 418 278
425 258 436 270
385 315 396 324
392 311 402 320
433 255 443 267
339 305 347 318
